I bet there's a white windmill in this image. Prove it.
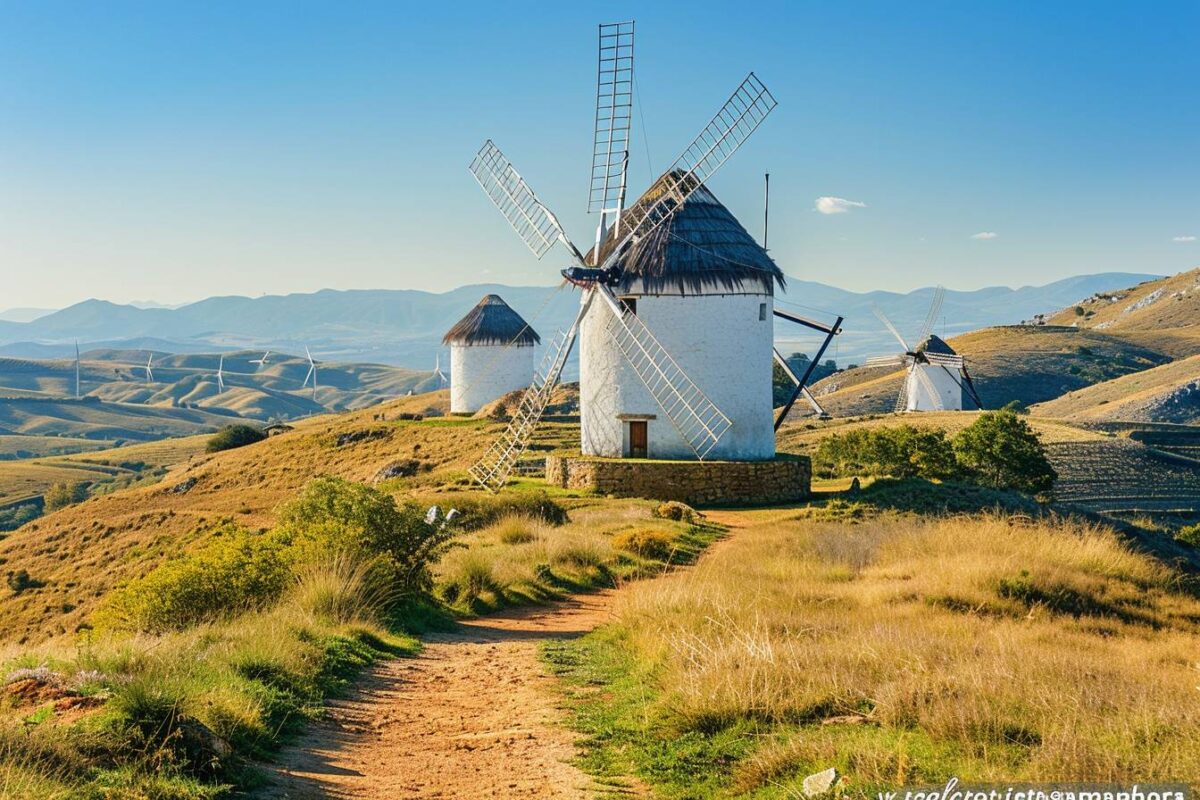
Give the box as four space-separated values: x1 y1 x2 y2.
301 346 318 399
249 350 271 369
443 295 538 413
466 21 785 490
144 353 155 384
214 354 225 393
863 287 982 412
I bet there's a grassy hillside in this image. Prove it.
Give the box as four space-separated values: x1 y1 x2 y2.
1031 353 1200 424
1048 268 1200 329
0 396 236 445
549 513 1200 793
0 390 553 644
0 350 435 425
0 435 211 507
810 325 1169 416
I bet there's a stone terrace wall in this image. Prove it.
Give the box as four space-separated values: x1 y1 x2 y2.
545 455 811 506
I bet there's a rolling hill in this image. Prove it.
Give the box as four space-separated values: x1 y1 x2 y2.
808 325 1171 416
1030 353 1200 424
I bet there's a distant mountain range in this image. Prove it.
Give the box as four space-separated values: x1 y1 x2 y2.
0 272 1162 370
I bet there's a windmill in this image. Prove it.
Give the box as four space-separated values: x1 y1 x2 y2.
466 21 786 490
214 354 225 393
144 353 155 384
301 346 318 398
863 287 982 412
250 350 271 369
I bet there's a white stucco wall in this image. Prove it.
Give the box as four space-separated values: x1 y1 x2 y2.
449 343 535 414
579 281 776 461
906 363 963 411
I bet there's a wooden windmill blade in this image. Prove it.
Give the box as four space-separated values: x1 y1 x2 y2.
596 73 778 271
917 285 945 344
864 354 906 369
469 140 587 266
589 21 635 221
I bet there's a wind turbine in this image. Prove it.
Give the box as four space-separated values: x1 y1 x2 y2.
74 340 81 399
434 353 448 389
302 346 318 398
250 350 271 369
214 354 225 393
144 353 155 384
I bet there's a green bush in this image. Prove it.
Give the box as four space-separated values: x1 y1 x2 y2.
653 501 700 524
44 481 88 512
206 424 266 453
0 502 41 532
276 477 459 600
100 523 291 632
1175 524 1200 549
436 491 569 530
952 410 1057 495
814 425 960 481
613 528 676 561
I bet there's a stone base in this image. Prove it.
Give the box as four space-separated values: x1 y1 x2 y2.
544 455 811 507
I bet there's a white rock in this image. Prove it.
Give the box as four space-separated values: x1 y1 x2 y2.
802 766 839 797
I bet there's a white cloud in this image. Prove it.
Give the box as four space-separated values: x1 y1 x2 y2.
815 196 866 215
1173 235 1196 243
970 231 998 240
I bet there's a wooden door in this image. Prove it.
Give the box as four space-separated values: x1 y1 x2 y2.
628 421 648 459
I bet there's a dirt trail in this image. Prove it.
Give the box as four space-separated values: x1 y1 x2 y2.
264 512 751 799
264 591 620 799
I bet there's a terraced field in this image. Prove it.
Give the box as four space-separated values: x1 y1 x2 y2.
1046 439 1200 522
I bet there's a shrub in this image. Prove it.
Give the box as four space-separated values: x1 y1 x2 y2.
492 514 540 544
101 523 291 631
44 481 87 512
275 477 460 600
290 556 390 625
952 410 1057 495
814 425 960 481
6 569 45 595
439 492 569 530
206 424 266 453
613 528 676 561
653 501 700 524
1175 524 1200 548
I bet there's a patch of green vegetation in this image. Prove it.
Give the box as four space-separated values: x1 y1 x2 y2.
0 501 41 532
1175 523 1200 549
542 628 757 799
205 424 266 453
797 477 1042 522
44 480 88 512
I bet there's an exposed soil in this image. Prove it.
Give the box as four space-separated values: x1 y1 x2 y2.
263 591 621 799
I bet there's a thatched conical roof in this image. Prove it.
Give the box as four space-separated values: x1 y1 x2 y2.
443 295 540 346
588 172 785 295
914 334 956 356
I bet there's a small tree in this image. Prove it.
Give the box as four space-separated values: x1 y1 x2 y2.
44 481 87 512
206 424 266 453
952 410 1056 494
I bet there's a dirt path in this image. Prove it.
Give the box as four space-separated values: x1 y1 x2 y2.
263 590 621 799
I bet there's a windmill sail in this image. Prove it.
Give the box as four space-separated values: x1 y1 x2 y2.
589 21 634 217
469 140 586 265
596 73 778 271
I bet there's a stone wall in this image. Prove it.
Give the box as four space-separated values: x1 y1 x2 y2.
545 455 811 506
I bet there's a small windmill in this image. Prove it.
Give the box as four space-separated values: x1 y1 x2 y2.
301 346 318 398
250 350 271 369
144 353 155 384
466 21 780 490
214 354 225 393
863 287 982 412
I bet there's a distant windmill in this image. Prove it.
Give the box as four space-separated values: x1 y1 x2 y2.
144 353 155 384
433 354 448 389
74 340 81 400
250 350 271 369
302 346 318 398
214 354 225 393
862 287 982 412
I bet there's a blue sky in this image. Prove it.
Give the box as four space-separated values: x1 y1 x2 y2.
1 0 1196 308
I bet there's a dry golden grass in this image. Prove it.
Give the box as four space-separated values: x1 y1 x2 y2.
1047 268 1200 338
1032 353 1200 423
613 514 1200 788
0 395 566 645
